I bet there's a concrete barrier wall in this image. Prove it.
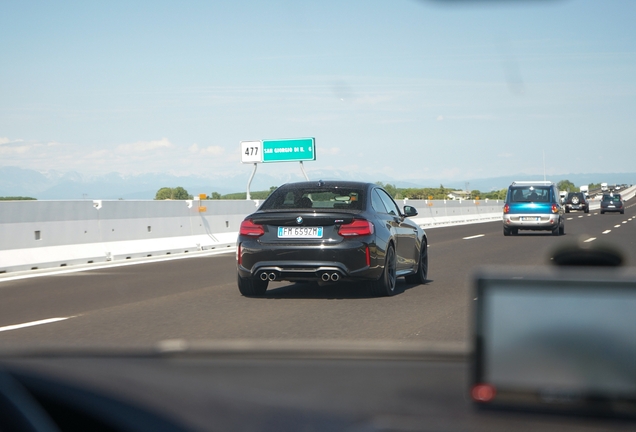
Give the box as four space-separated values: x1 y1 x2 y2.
0 199 261 273
400 199 503 227
0 198 501 274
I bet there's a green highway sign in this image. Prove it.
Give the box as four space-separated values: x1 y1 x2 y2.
262 138 315 163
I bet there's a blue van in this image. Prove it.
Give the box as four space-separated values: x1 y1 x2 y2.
502 181 564 236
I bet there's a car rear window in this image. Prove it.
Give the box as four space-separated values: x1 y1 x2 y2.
508 187 551 203
260 186 365 211
603 194 621 202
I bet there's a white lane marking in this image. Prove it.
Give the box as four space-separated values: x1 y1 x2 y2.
602 230 611 234
614 225 621 228
578 216 583 218
566 217 573 220
622 221 628 224
584 238 596 243
0 317 73 333
587 214 592 216
463 234 485 240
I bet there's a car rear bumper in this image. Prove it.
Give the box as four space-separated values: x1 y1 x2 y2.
565 204 587 211
237 239 383 282
503 213 560 230
600 206 623 212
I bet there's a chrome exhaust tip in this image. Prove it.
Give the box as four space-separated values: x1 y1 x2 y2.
321 273 331 282
268 272 277 281
330 273 340 282
260 272 269 281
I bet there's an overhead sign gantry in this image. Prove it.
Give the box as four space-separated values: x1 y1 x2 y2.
240 138 316 199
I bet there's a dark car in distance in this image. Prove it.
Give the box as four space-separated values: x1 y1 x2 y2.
600 193 624 214
564 192 589 213
237 181 428 297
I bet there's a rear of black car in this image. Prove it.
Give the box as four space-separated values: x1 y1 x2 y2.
237 182 383 295
600 194 624 214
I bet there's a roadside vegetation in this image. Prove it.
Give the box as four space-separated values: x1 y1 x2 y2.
155 179 608 202
154 187 193 200
0 196 37 200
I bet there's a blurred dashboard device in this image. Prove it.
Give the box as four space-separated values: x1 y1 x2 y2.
472 266 636 418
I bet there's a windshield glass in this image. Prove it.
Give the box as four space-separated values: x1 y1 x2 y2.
509 187 551 203
260 186 364 211
1 0 635 358
603 194 622 202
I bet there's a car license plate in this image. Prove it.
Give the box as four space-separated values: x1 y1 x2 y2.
521 217 539 221
278 226 323 238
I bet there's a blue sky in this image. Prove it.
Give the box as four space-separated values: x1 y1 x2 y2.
1 0 635 184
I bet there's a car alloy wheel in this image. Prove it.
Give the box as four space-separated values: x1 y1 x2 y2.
237 274 268 297
369 244 397 296
405 238 428 285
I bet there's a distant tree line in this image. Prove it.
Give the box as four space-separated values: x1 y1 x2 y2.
375 182 506 200
154 186 277 200
154 187 193 200
0 196 37 200
156 178 608 202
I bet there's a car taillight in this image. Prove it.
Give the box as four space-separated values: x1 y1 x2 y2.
338 219 374 236
239 219 264 237
503 204 510 214
551 204 559 214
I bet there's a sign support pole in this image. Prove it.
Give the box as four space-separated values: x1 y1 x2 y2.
299 161 309 181
246 163 257 200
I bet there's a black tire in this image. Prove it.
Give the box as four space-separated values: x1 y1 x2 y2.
600 210 605 214
511 228 519 236
405 238 428 285
237 273 268 296
621 210 624 214
584 208 589 214
559 223 565 235
552 225 560 236
503 227 511 236
369 244 397 297
565 208 570 213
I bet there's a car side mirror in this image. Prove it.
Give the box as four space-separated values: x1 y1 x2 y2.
403 205 418 217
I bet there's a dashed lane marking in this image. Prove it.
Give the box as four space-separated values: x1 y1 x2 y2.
0 317 74 333
463 234 485 240
584 238 596 243
602 230 611 234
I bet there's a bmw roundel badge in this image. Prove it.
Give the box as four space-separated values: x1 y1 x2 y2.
296 216 303 224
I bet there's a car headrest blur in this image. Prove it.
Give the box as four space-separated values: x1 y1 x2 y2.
550 237 625 267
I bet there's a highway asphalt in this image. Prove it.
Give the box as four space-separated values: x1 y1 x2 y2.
1 203 634 350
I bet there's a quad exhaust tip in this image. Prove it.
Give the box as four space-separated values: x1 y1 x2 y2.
321 272 341 282
260 272 278 281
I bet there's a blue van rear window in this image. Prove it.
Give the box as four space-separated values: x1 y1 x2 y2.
509 187 551 203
